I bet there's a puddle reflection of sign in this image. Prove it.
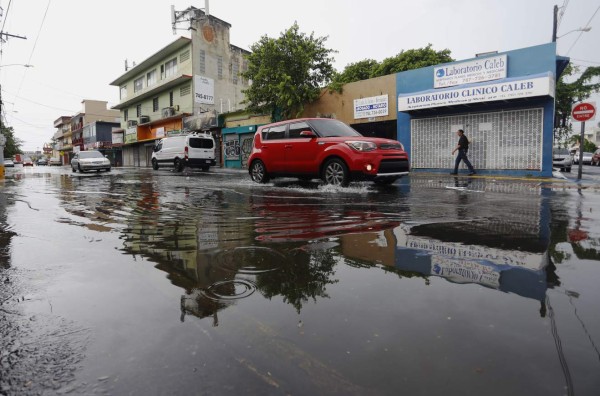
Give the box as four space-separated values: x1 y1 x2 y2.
431 256 500 288
225 135 240 160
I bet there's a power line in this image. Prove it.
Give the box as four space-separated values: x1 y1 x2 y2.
0 0 12 33
566 4 600 55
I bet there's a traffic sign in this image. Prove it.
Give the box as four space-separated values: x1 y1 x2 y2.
572 102 596 122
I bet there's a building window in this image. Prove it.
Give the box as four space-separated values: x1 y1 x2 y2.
124 109 128 122
169 91 174 107
165 58 178 78
180 50 190 63
147 70 157 87
152 97 159 112
232 58 239 85
217 56 223 80
180 85 191 97
120 85 127 100
199 50 206 74
134 76 144 93
136 104 142 118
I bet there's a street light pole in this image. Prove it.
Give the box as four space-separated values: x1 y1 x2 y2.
552 4 558 42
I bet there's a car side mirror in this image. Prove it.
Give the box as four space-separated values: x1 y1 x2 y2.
299 130 316 138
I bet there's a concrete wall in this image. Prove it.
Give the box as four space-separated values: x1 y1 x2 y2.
190 11 250 115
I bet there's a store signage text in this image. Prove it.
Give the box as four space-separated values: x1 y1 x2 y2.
354 95 389 119
194 75 215 105
434 55 507 88
398 75 553 112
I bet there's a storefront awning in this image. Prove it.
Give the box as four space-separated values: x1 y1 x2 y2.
398 72 555 112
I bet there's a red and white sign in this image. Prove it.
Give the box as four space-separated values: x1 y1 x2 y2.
572 102 596 122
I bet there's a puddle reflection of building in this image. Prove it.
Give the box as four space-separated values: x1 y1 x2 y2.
339 184 557 316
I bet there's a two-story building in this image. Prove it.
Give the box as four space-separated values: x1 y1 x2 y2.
53 116 71 164
110 8 250 167
68 100 121 164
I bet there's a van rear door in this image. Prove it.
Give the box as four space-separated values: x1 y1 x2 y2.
188 136 215 162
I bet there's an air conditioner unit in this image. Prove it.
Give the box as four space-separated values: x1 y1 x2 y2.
139 115 150 124
173 105 180 111
162 107 175 118
127 120 138 128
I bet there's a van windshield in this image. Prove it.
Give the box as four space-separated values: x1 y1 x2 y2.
189 137 214 149
308 119 362 138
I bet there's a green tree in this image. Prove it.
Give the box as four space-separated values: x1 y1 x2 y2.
1 121 22 158
554 64 600 147
371 44 453 77
329 59 379 92
242 22 336 121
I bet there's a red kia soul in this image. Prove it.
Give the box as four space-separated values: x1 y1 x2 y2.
248 118 409 186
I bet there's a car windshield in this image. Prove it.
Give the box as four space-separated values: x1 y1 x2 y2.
553 148 570 155
308 119 362 138
79 151 104 159
584 152 593 155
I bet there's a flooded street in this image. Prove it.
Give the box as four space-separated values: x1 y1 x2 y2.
2 166 600 395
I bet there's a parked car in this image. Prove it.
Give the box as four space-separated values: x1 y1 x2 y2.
248 118 410 186
151 133 216 172
36 157 48 166
71 150 111 173
23 157 33 166
552 148 572 172
49 157 62 166
3 159 14 168
573 151 594 165
592 149 600 166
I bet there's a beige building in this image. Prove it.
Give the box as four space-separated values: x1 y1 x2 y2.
301 74 398 139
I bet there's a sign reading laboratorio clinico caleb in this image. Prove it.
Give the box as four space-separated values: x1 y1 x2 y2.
354 95 389 119
434 54 507 88
398 74 554 112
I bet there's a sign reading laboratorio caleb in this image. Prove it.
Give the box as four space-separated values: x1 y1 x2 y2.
353 95 389 119
434 54 507 88
398 75 554 112
124 126 138 144
194 75 215 105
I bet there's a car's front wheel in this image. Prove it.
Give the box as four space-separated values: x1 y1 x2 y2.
174 158 184 172
152 159 159 170
322 158 350 187
566 167 572 172
78 164 84 173
72 166 76 173
250 160 269 183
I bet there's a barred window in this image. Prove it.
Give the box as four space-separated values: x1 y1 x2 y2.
180 84 191 97
232 58 239 85
180 50 190 63
199 50 206 74
217 56 223 80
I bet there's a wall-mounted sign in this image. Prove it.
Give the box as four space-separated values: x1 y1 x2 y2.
184 110 218 131
354 95 389 119
156 127 165 138
398 75 554 112
434 54 507 88
194 75 215 105
124 126 138 144
112 133 124 145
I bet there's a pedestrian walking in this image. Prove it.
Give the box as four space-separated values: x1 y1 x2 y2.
451 129 476 176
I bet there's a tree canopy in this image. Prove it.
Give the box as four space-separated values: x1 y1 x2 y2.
330 44 453 92
1 121 22 158
554 64 600 147
242 22 336 121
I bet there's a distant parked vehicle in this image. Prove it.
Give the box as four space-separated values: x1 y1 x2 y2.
3 159 14 167
592 149 600 166
573 151 594 165
36 157 48 166
71 150 111 173
151 133 216 172
23 157 33 166
49 157 62 166
552 148 572 172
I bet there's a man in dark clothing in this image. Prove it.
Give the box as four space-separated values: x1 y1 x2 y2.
451 129 476 175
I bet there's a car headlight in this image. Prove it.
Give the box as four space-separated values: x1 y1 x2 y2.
346 141 377 152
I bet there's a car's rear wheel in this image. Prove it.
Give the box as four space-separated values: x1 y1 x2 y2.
72 166 76 173
174 158 184 172
152 159 159 170
322 158 350 187
78 164 84 173
250 160 269 183
105 168 111 172
566 167 572 172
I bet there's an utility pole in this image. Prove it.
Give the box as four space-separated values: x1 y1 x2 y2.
552 4 558 42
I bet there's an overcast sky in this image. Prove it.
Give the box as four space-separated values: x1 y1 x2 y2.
1 0 598 151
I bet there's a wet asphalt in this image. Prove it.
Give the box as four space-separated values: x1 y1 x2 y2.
1 165 600 395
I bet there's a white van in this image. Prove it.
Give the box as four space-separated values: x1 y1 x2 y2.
152 133 216 172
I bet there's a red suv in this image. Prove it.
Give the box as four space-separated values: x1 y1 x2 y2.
248 118 409 186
